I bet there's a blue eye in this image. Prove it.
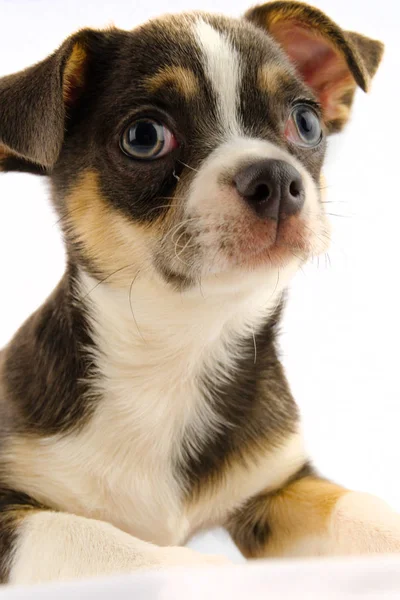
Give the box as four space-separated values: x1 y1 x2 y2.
285 105 322 148
121 119 177 160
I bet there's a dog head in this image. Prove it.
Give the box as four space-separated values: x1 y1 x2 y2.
0 2 383 295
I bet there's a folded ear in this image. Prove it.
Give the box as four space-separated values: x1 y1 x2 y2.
245 1 384 132
0 31 92 173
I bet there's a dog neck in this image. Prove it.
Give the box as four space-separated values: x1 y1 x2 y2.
77 263 298 370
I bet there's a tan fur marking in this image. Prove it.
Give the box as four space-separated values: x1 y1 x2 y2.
63 43 87 103
244 476 347 558
65 170 153 284
258 64 292 96
145 66 200 100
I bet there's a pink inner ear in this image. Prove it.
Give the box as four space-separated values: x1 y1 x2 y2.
271 21 354 121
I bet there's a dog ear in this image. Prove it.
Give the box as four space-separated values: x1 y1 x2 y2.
0 30 94 173
245 1 384 132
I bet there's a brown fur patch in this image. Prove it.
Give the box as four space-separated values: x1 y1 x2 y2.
228 474 347 558
65 170 155 285
145 66 200 100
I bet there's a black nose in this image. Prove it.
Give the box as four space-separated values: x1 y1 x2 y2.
233 159 305 219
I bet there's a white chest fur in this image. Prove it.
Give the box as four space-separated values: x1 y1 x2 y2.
7 265 306 545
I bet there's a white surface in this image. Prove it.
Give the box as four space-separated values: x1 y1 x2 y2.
0 0 399 565
3 558 400 599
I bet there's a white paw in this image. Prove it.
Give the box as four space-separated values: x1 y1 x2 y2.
332 491 400 554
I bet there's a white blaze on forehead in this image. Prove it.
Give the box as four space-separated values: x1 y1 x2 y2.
194 19 242 137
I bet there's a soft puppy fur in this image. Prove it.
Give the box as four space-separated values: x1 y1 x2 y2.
0 0 398 586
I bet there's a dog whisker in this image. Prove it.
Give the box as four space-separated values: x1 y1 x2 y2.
195 274 204 299
174 231 195 259
129 271 146 343
252 326 257 365
154 196 188 201
178 160 200 173
287 248 304 262
173 250 192 267
146 203 180 214
303 223 330 248
324 252 332 269
171 223 192 246
321 200 347 204
166 217 199 245
325 212 352 218
171 228 194 267
79 263 138 302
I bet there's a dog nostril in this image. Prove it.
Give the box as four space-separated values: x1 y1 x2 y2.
252 183 271 203
289 180 301 197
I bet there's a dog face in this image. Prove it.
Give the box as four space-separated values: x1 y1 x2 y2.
0 3 383 292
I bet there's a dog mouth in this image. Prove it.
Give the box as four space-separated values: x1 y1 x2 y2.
184 210 314 273
225 214 309 263
156 204 328 288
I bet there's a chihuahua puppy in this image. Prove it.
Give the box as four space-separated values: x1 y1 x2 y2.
0 0 397 586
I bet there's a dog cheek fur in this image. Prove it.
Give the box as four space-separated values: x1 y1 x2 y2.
61 169 157 285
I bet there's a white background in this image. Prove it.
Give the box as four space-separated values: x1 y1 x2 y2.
0 0 399 561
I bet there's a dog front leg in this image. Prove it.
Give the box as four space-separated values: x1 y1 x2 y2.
0 499 227 584
227 468 400 558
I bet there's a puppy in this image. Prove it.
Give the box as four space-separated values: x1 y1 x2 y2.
0 0 396 586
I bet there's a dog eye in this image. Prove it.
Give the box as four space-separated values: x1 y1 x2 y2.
285 105 322 148
121 119 177 160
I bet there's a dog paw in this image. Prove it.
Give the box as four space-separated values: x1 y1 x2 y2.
332 491 400 554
